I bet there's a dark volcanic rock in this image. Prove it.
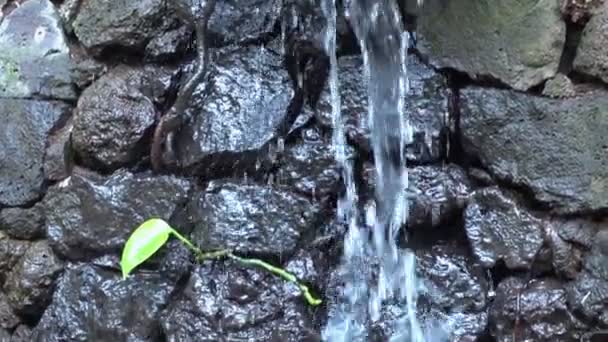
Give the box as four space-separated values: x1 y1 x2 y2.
407 165 471 229
0 291 19 330
207 0 282 46
573 5 608 83
417 0 565 90
44 169 191 260
276 127 347 200
464 187 544 270
72 65 177 171
0 232 30 285
0 99 71 206
43 115 73 182
9 324 31 342
490 277 587 341
0 0 76 100
72 0 176 54
314 54 449 164
416 243 489 340
161 260 316 341
363 163 471 230
3 240 63 318
566 229 608 326
32 262 176 342
460 87 608 214
282 0 354 55
176 45 293 171
0 202 45 240
145 25 191 62
417 243 488 313
189 180 321 257
543 218 600 279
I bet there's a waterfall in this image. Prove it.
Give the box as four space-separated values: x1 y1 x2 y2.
321 0 428 341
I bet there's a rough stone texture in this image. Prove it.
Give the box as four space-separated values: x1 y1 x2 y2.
0 232 30 285
161 261 316 341
44 115 73 182
176 45 293 169
0 99 70 206
490 277 587 341
9 324 31 342
417 0 565 90
0 0 76 99
189 181 321 257
543 218 600 279
314 54 450 164
3 240 63 318
72 0 176 53
416 243 489 341
0 291 19 330
144 25 191 62
276 127 346 200
460 87 608 214
206 0 282 46
573 4 608 82
44 169 191 260
32 262 177 342
407 165 471 229
542 73 577 98
72 65 178 171
0 202 45 240
464 187 544 270
363 163 471 229
565 229 608 327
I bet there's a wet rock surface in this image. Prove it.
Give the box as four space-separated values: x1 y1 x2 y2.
415 243 490 341
44 170 191 260
276 127 346 200
489 277 587 341
176 44 293 171
189 180 321 258
32 262 177 342
363 163 471 230
161 260 317 342
0 99 71 206
464 187 544 270
0 0 75 100
72 0 176 54
314 54 449 164
207 0 282 46
417 0 565 90
3 240 63 319
72 65 177 171
0 291 20 330
460 87 608 215
566 229 608 327
0 233 30 285
1 0 607 340
0 203 45 240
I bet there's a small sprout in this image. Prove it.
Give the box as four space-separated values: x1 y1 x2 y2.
120 218 323 306
120 218 173 279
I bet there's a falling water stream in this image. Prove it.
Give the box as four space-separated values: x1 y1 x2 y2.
321 0 433 341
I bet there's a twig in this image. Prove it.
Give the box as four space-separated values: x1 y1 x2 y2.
150 0 216 171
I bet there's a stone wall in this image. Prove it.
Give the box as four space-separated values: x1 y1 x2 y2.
0 0 606 341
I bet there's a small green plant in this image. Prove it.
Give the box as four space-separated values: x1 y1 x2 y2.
120 218 322 306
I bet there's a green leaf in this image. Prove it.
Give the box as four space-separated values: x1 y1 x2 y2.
120 218 173 279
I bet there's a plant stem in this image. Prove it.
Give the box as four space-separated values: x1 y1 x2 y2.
172 231 322 306
168 228 202 255
225 252 322 306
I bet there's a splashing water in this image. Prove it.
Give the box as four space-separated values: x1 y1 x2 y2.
321 0 432 341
